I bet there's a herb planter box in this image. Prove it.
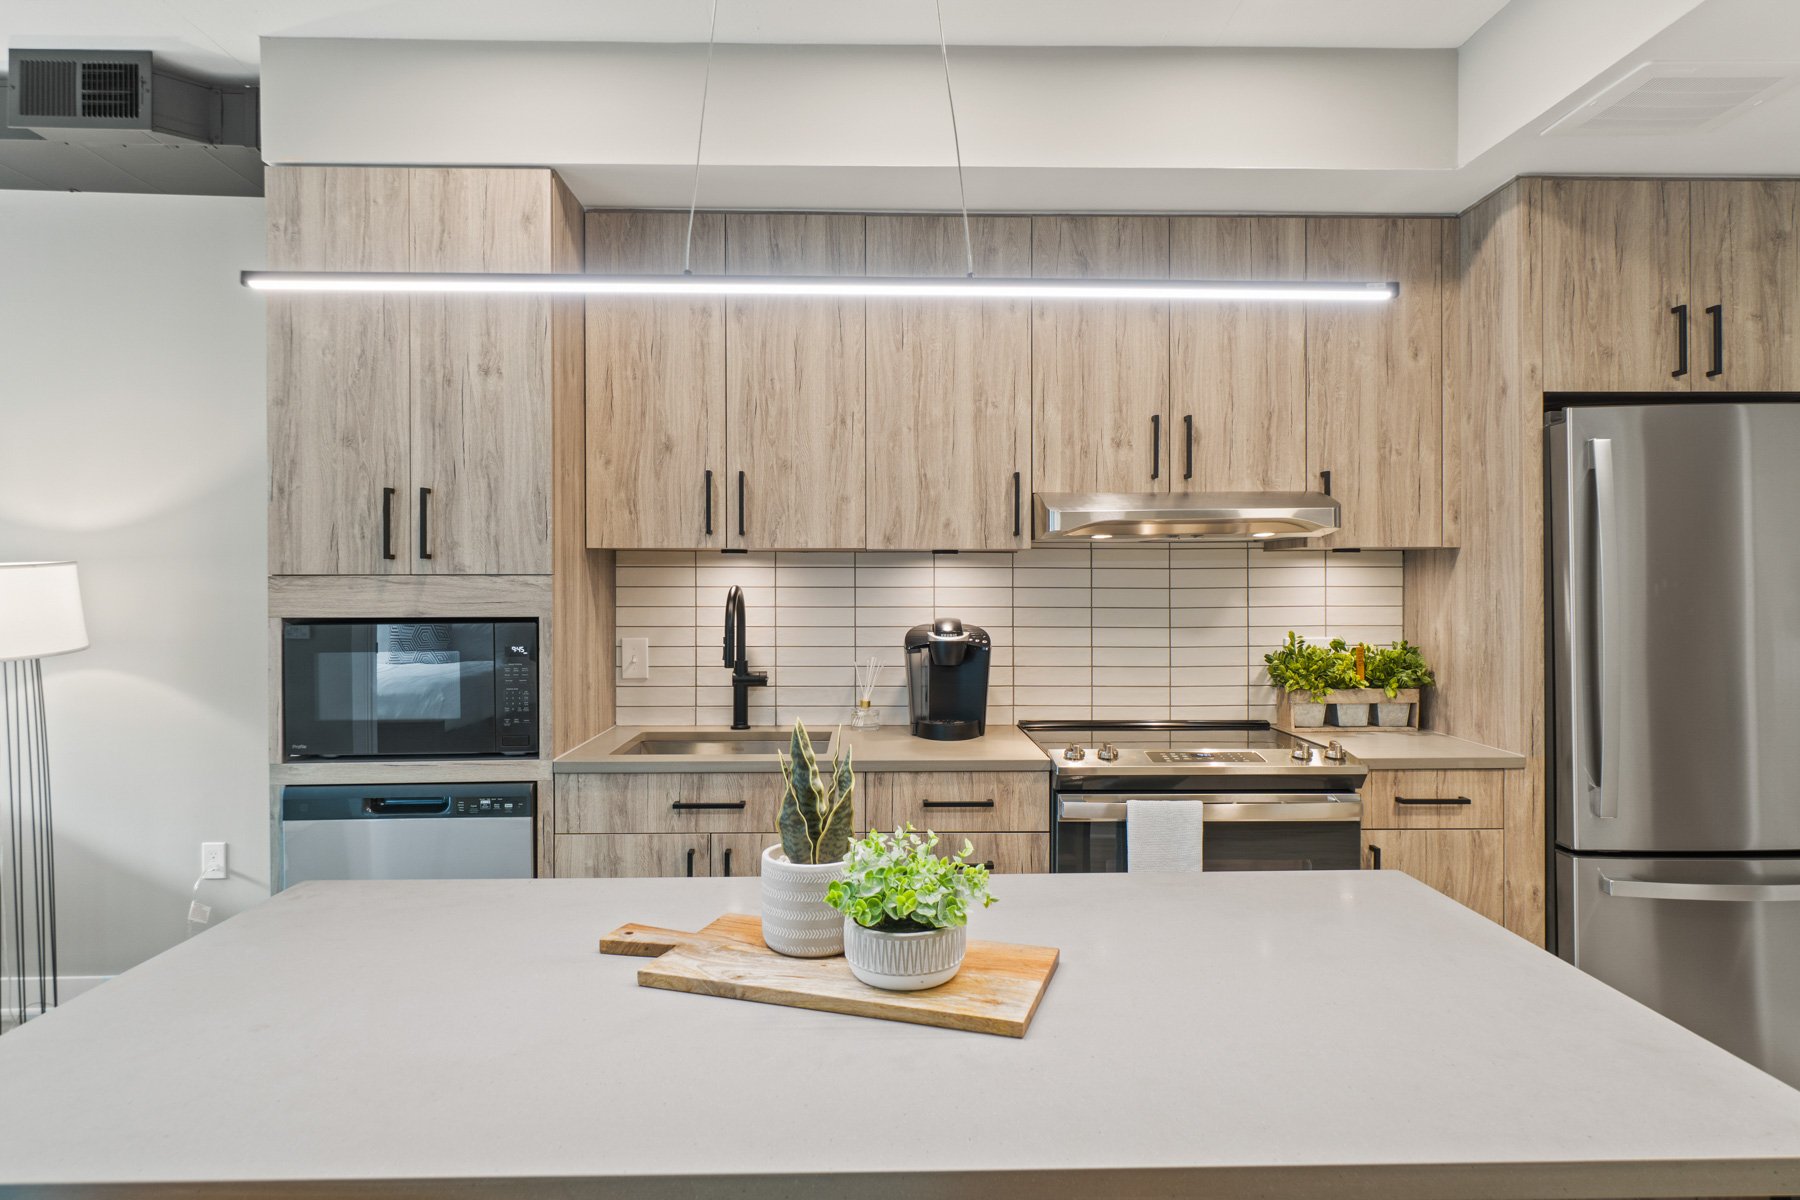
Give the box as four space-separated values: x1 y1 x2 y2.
1278 688 1421 732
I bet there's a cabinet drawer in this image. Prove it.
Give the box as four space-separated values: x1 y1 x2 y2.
1360 769 1505 829
881 772 1049 833
556 773 779 834
940 831 1049 874
1363 829 1504 924
712 833 773 879
556 833 710 879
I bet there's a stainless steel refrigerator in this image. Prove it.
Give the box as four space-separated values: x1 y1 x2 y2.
1549 401 1800 1088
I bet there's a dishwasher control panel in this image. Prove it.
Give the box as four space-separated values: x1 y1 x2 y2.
281 782 535 822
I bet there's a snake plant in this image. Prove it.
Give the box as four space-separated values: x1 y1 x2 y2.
777 720 855 865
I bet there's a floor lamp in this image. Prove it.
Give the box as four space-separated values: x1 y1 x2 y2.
0 562 87 1033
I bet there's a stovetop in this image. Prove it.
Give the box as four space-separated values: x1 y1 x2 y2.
1017 719 1365 782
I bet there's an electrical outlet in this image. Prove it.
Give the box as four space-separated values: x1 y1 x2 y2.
619 636 650 681
200 842 228 880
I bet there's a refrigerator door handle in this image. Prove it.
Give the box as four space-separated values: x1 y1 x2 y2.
1585 437 1621 820
1600 874 1800 902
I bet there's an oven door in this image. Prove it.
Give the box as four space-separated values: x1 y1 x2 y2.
1054 793 1363 873
283 621 516 759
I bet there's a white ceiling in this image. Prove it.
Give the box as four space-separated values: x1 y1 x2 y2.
0 0 1513 83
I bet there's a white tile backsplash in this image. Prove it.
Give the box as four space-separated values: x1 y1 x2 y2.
612 547 1405 727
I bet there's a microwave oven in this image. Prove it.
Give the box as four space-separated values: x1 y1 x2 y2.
281 619 538 760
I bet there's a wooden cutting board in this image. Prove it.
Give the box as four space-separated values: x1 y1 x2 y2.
598 913 1059 1038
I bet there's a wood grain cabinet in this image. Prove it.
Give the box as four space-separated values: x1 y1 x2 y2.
1031 216 1172 495
1362 828 1505 925
1169 217 1308 492
864 215 1031 550
555 831 771 879
1306 217 1447 549
1358 769 1506 830
1690 180 1800 391
267 165 578 575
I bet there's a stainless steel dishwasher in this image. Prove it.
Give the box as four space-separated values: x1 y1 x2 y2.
278 783 535 889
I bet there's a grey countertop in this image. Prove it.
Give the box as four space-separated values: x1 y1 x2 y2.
1 873 1796 1198
1286 727 1528 770
555 723 1052 773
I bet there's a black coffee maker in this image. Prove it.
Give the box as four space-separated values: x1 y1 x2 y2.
903 618 991 741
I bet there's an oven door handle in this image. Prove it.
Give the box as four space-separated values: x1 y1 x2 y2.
1056 794 1363 823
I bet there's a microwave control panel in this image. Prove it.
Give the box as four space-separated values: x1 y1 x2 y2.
497 621 539 752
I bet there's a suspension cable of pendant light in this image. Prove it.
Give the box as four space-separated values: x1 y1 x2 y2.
682 0 720 277
935 0 975 279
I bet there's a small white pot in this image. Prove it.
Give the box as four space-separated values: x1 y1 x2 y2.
842 919 966 991
1290 700 1326 727
760 846 846 958
1375 702 1413 728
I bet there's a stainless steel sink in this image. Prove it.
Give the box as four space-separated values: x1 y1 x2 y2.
619 731 828 756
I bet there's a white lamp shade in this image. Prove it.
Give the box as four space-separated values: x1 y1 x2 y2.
0 562 88 661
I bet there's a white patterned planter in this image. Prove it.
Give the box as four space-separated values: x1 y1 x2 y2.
759 846 846 958
843 920 966 991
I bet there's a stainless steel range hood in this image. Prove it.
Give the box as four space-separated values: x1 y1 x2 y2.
1032 492 1340 542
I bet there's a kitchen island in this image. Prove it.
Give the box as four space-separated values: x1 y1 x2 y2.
1 873 1798 1199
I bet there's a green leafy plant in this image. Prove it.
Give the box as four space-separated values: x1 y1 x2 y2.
1262 631 1358 701
824 825 996 931
1363 639 1436 699
776 720 855 865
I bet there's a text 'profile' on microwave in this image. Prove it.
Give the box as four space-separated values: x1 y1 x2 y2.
281 619 538 761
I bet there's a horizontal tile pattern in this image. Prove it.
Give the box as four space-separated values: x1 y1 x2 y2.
614 547 1403 727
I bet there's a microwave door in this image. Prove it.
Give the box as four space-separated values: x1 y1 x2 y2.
371 623 497 757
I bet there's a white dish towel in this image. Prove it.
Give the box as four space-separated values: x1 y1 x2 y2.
1126 798 1205 874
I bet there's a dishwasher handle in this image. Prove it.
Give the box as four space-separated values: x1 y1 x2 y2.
365 797 451 815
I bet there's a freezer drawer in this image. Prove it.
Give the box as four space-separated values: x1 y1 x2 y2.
1557 851 1800 1087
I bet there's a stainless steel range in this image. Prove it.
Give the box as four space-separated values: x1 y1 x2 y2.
1020 721 1366 873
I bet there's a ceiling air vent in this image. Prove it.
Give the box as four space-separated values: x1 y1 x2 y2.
5 49 256 148
1544 62 1800 137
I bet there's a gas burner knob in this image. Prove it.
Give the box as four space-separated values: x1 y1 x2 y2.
1291 744 1310 762
1062 744 1087 762
1097 743 1120 762
1325 740 1347 763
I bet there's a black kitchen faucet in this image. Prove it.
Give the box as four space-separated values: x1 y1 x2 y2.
722 585 768 730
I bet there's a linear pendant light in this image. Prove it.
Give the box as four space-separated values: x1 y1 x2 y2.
240 2 1396 305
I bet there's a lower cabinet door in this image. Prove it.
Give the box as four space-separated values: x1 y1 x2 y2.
940 831 1049 874
556 833 709 879
712 833 775 879
1362 829 1504 924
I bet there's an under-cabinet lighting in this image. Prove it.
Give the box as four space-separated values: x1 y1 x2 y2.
240 271 1398 303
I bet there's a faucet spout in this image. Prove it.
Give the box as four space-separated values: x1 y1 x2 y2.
722 585 767 730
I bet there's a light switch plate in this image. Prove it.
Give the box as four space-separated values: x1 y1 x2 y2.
619 636 650 681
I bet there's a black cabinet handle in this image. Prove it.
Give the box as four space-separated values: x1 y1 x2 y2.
1183 414 1195 480
704 469 714 536
1012 471 1022 538
380 487 396 561
737 471 746 537
1320 469 1333 497
685 848 696 878
982 860 996 871
671 801 749 811
1369 844 1382 870
1394 796 1473 806
1671 303 1689 378
1150 414 1161 480
1706 304 1723 378
417 487 432 560
922 799 996 809
722 847 733 877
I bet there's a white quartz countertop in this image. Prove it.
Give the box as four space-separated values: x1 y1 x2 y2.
555 723 1052 773
1287 727 1528 770
2 873 1797 1198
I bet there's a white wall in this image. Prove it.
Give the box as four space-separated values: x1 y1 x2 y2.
0 191 267 990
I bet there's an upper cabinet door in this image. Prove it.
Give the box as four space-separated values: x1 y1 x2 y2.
1690 180 1800 392
266 167 413 575
1306 217 1446 549
408 169 555 574
1032 216 1171 494
1169 217 1307 492
584 212 726 549
725 214 866 550
1540 179 1692 392
864 215 1031 551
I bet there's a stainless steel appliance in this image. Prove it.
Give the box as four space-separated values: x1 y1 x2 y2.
1034 491 1339 541
1026 721 1365 872
281 619 538 760
1549 401 1800 1087
904 618 991 741
278 782 535 889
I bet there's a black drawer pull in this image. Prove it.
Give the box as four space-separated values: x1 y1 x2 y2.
671 801 748 811
1320 469 1332 496
380 487 396 560
417 487 433 560
1706 303 1723 378
1012 470 1022 538
737 471 747 537
1394 796 1473 806
685 848 696 878
722 847 733 877
704 469 714 536
1150 414 1161 480
921 799 996 809
1671 303 1689 378
1183 414 1194 480
1369 844 1382 870
983 860 996 871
